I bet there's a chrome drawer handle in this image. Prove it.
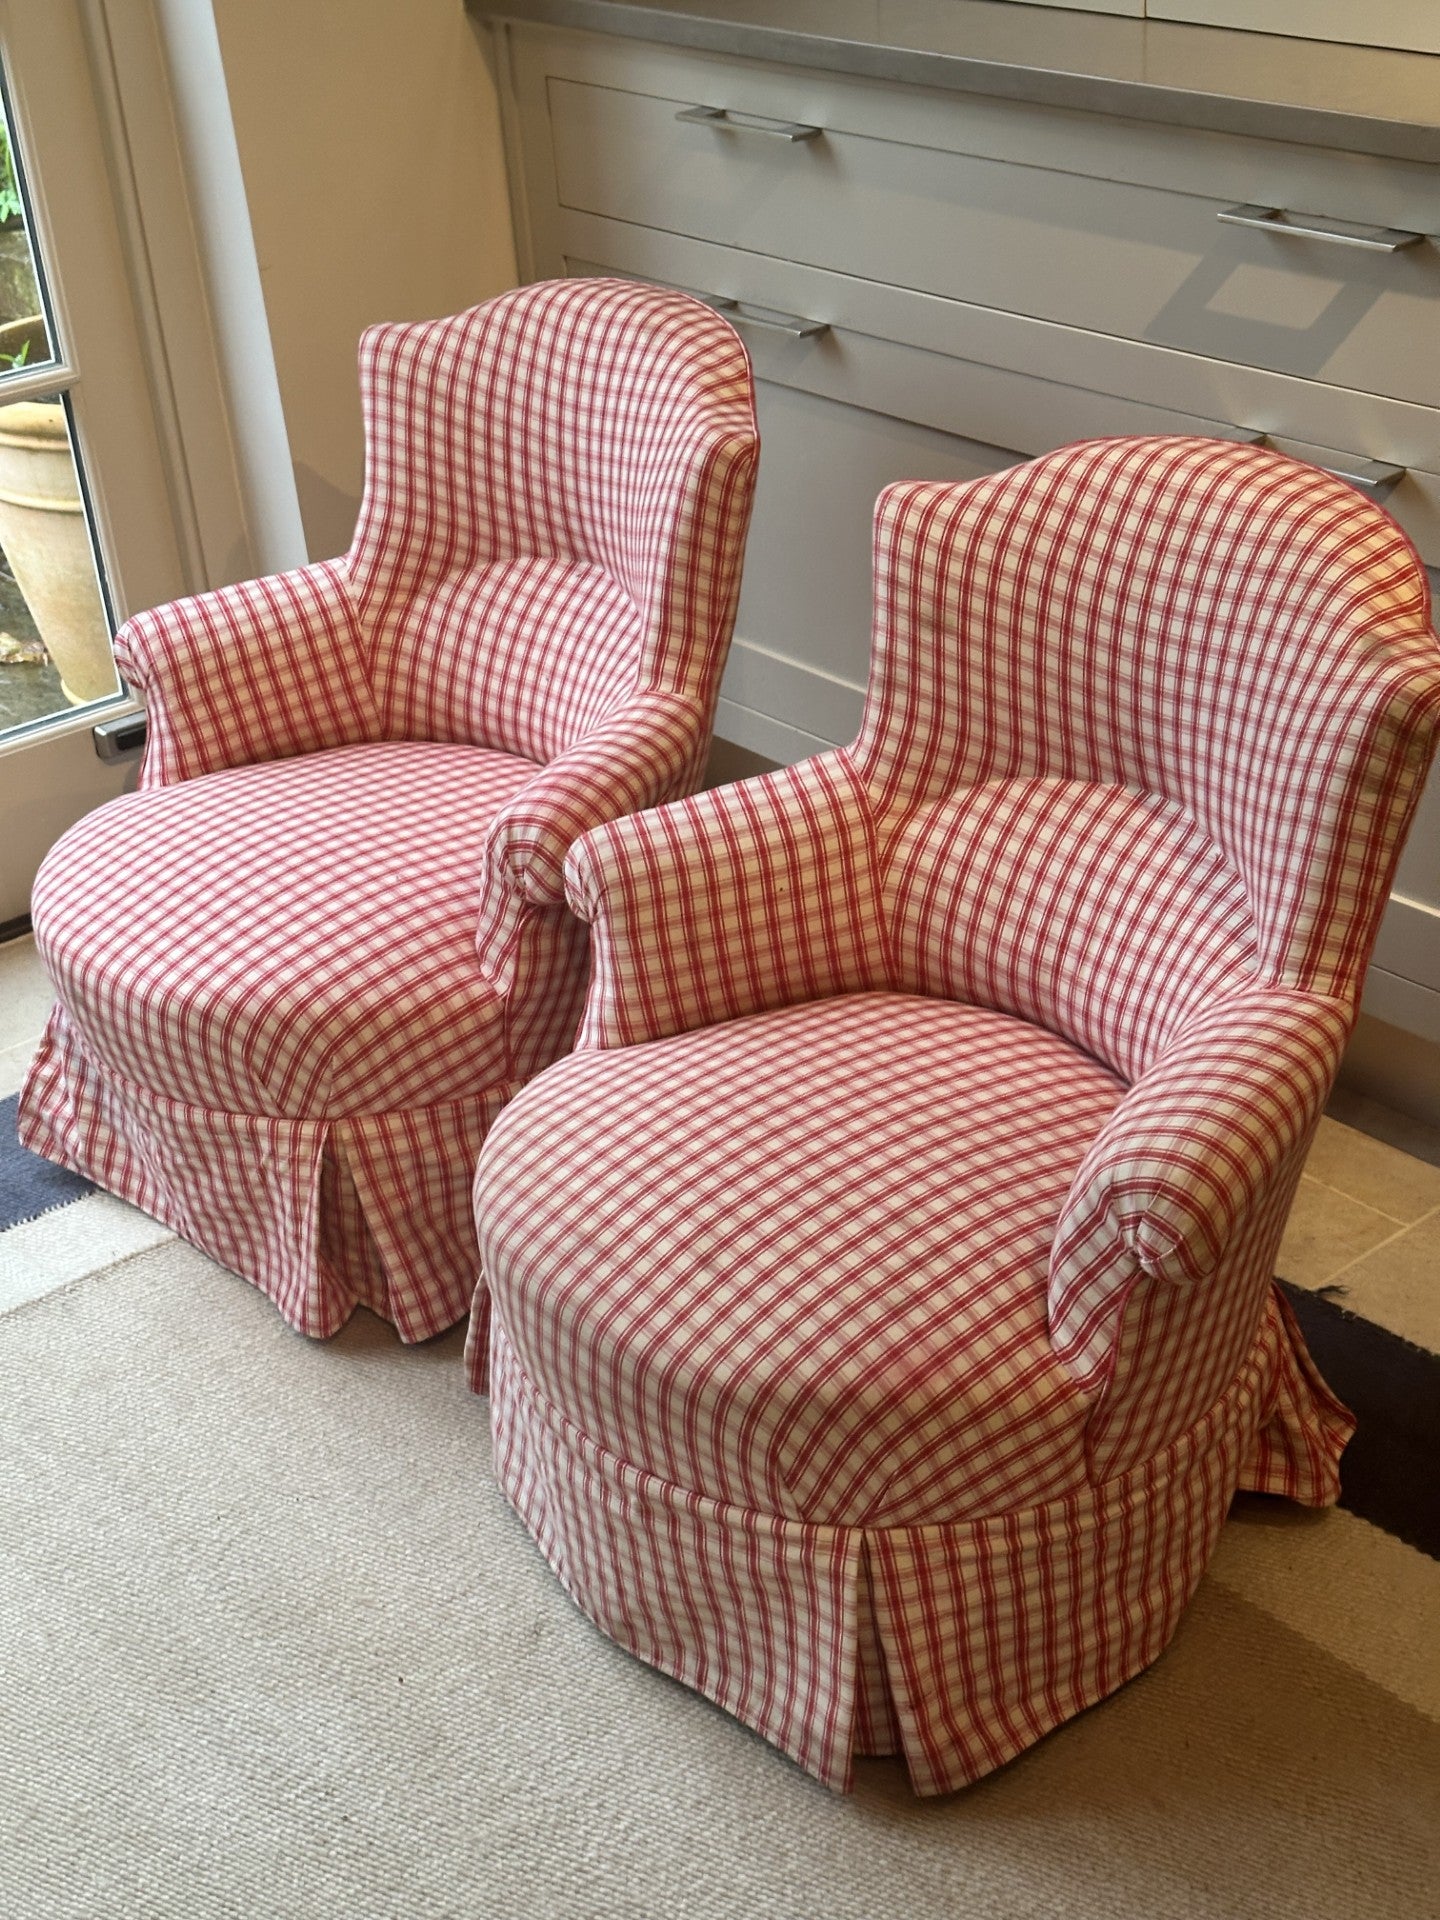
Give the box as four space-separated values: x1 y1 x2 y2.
699 293 829 340
1217 204 1424 253
676 104 823 143
1241 432 1405 502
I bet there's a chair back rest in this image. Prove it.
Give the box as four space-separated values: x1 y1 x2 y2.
348 279 758 761
889 778 1258 1083
862 439 1440 1070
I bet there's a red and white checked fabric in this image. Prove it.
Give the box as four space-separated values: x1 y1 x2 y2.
856 440 1440 1003
350 281 760 762
475 438 1440 1792
890 778 1260 1084
488 1285 1336 1794
566 749 891 1051
1051 987 1353 1402
20 278 758 1340
112 559 380 787
476 996 1118 1521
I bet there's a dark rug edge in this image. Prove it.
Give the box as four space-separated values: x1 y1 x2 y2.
1277 1278 1439 1561
1 1090 95 1231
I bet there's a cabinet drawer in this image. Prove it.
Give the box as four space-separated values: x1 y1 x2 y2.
561 217 1440 568
547 73 1439 408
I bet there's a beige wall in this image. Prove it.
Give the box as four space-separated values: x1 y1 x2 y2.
212 0 517 561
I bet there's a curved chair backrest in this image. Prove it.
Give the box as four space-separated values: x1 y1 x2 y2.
347 278 758 762
863 439 1440 1076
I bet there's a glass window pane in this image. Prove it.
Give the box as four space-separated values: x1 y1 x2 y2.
0 389 117 728
0 91 54 385
0 64 118 739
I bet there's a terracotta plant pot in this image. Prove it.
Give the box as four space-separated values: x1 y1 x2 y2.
0 314 115 706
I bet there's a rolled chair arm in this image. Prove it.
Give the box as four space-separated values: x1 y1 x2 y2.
482 690 711 908
1048 986 1354 1390
114 559 380 787
562 748 892 1051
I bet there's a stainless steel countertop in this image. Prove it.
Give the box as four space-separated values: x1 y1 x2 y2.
465 0 1440 164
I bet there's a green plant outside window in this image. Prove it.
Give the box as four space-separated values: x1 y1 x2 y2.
0 122 20 227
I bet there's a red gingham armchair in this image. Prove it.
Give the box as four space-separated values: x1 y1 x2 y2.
467 438 1440 1795
19 279 758 1342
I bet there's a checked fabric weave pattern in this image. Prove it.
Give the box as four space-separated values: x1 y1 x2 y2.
473 438 1440 1793
20 278 758 1341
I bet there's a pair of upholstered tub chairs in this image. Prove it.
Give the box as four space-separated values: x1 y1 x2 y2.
21 279 1440 1797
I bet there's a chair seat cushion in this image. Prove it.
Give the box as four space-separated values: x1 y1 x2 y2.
478 991 1127 1528
31 740 535 1118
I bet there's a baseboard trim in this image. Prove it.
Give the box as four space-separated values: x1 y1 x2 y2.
716 635 863 765
714 697 834 768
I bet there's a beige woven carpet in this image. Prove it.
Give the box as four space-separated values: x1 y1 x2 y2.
2 1243 1436 1920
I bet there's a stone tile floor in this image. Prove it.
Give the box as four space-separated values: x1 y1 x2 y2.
2 931 1437 1347
1279 1136 1439 1351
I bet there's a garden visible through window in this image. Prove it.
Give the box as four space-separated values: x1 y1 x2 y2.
0 76 117 738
